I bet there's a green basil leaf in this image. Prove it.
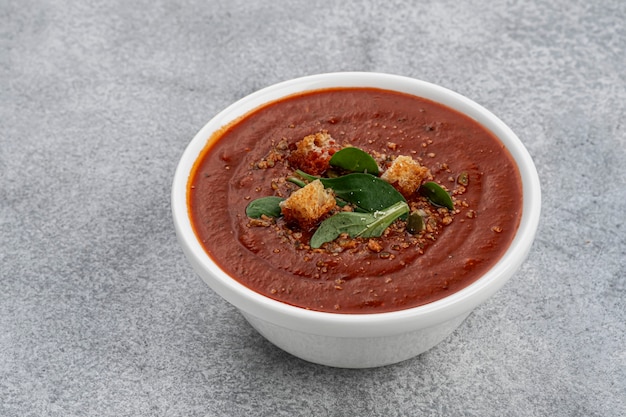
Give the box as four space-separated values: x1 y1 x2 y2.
296 170 406 213
245 196 284 218
419 181 454 210
406 211 425 234
310 201 409 248
329 147 379 175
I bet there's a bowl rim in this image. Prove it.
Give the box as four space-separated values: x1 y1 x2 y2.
172 72 541 338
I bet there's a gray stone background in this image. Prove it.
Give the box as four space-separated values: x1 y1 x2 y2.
1 0 624 416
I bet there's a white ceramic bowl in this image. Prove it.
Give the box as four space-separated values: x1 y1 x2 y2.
172 72 541 368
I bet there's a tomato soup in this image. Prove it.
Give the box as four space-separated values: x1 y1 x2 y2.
188 88 522 313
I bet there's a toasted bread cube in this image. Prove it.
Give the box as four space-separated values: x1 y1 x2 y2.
288 131 341 175
381 155 430 196
280 179 336 228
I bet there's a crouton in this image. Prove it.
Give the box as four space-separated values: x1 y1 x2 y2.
380 155 430 196
280 179 336 228
288 131 341 175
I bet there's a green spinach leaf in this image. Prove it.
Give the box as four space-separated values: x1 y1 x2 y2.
329 147 379 175
296 170 406 213
310 201 409 248
245 196 284 218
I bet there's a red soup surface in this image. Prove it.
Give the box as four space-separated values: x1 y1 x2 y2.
188 87 522 314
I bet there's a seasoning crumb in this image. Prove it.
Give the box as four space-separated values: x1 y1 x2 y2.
248 216 273 227
457 171 469 186
367 239 383 253
453 186 467 195
491 226 503 233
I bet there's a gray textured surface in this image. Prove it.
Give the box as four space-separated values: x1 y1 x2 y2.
1 0 625 416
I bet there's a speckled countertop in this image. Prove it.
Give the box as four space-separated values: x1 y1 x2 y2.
1 1 624 416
